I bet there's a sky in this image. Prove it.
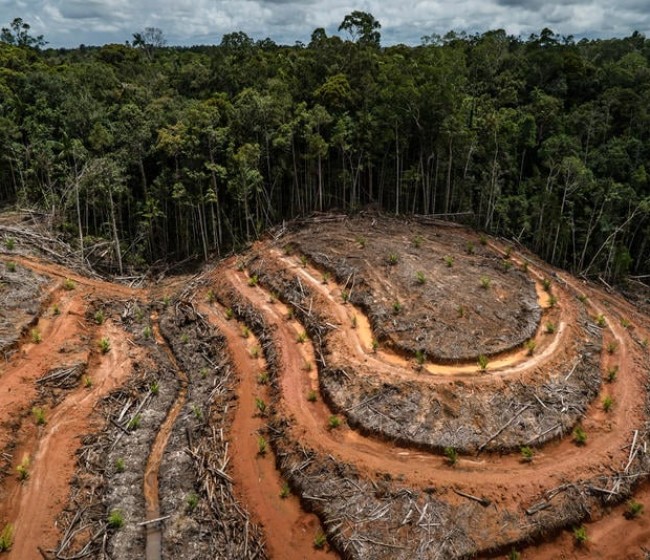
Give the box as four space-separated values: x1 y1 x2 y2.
1 0 649 48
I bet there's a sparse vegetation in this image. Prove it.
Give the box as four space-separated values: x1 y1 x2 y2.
83 375 93 389
32 406 46 425
250 345 260 358
94 309 105 324
444 446 458 465
143 325 152 339
257 435 267 455
444 255 454 267
52 303 60 316
606 341 618 354
573 525 588 545
0 524 13 552
16 455 29 481
296 331 308 343
321 271 331 284
520 446 534 462
107 510 124 529
4 238 15 250
127 414 142 430
392 300 402 314
477 354 489 370
573 426 587 446
98 337 111 353
280 483 291 499
341 290 349 303
314 531 327 549
479 276 491 289
542 278 551 291
248 274 259 287
602 395 614 412
466 241 475 254
595 314 607 327
307 390 317 402
525 339 536 356
625 500 644 519
545 322 556 334
257 372 269 385
206 289 215 303
328 415 341 429
548 294 558 307
6 261 16 272
241 325 250 338
255 398 267 416
225 307 234 320
621 318 631 329
63 278 75 290
415 271 426 284
387 252 399 265
413 235 423 248
115 458 125 473
31 328 41 343
186 492 199 512
606 366 618 382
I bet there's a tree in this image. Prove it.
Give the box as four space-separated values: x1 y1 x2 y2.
131 27 166 60
338 11 381 48
1 18 46 48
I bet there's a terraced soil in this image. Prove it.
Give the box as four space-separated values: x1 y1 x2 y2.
0 214 649 559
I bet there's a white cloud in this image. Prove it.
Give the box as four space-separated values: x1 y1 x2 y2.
0 0 648 47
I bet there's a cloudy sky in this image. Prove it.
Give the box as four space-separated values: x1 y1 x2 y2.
1 0 648 48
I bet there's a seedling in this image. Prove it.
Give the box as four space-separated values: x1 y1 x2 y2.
191 404 203 420
502 260 513 272
341 290 349 303
606 341 617 354
307 390 317 402
520 446 534 462
186 493 199 512
257 435 267 455
504 246 513 258
283 243 294 255
480 276 491 290
625 500 644 519
602 395 614 412
6 261 16 272
466 241 475 254
143 325 152 339
525 339 536 356
387 252 399 266
507 549 521 560
444 446 458 465
115 458 125 473
351 315 358 329
31 328 42 344
250 345 260 359
16 455 29 481
4 238 15 250
443 255 454 268
573 525 588 545
392 300 402 314
595 314 606 327
257 372 269 385
255 398 267 416
321 271 331 284
520 262 528 273
127 414 141 430
572 426 587 446
206 289 215 303
0 523 14 552
328 415 341 429
225 307 234 320
355 236 366 248
247 274 259 287
63 278 75 290
236 260 245 271
621 318 631 329
303 360 313 372
200 367 209 379
241 326 250 338
94 310 105 325
479 235 488 246
542 278 551 292
606 366 618 382
300 255 308 267
545 322 556 334
371 339 379 353
285 308 294 320
162 295 171 307
279 483 291 499
32 407 46 426
577 293 588 303
107 510 124 529
415 350 426 366
98 337 111 353
477 354 489 371
314 531 327 549
457 305 465 318
296 332 308 344
52 304 60 316
548 294 558 307
413 235 423 248
149 380 159 395
83 375 93 389
415 271 426 285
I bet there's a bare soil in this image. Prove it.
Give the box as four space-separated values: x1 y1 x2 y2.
0 213 649 560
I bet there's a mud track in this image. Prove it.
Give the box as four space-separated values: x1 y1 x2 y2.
1 215 650 559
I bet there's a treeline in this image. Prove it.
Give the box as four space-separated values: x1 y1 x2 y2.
1 15 649 280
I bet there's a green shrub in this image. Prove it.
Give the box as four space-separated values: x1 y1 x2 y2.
573 426 587 446
32 407 46 426
255 398 267 416
4 238 15 250
626 500 644 519
545 322 556 334
6 261 16 272
443 255 454 267
573 525 587 545
387 252 399 265
602 395 614 412
525 339 536 356
94 310 105 325
115 458 125 473
107 510 124 529
313 531 327 549
63 278 75 290
520 446 534 462
186 493 199 512
257 436 267 455
0 524 13 552
392 300 402 314
480 276 491 289
296 332 308 343
328 415 341 429
257 372 269 385
248 274 259 287
225 307 234 320
16 455 29 481
444 447 458 465
31 328 42 344
595 314 606 327
413 235 423 248
280 483 291 499
98 337 111 353
415 271 426 285
307 390 317 402
606 366 618 382
127 414 141 430
477 354 489 371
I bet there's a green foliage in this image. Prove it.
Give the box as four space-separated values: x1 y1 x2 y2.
307 390 317 402
525 339 536 356
387 252 399 265
606 366 618 382
443 255 454 267
16 455 29 481
520 446 534 462
186 492 199 512
31 328 41 343
63 278 75 291
98 337 111 353
225 308 234 320
479 276 491 289
32 406 46 426
313 531 327 549
257 435 267 455
52 304 60 316
573 525 588 545
241 326 250 338
328 415 341 429
143 325 152 339
280 483 291 499
542 278 551 291
255 398 267 416
127 414 142 430
545 322 556 334
0 524 13 552
6 261 16 272
465 241 475 255
626 500 644 519
477 354 489 370
572 426 587 446
444 447 458 465
606 341 618 354
595 314 607 327
602 394 614 412
412 235 423 248
94 309 105 325
4 238 15 250
415 271 426 284
392 300 402 314
107 510 124 529
257 372 269 385
296 331 308 343
83 375 93 389
248 274 259 286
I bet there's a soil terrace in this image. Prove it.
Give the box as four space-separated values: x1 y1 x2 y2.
0 214 649 559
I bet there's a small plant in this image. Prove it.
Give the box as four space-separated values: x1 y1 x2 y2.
225 307 234 320
477 354 489 371
94 309 105 325
16 455 29 481
257 435 267 455
595 314 606 327
572 426 587 446
479 276 491 290
443 255 454 268
415 349 426 366
307 390 317 402
83 375 93 389
351 315 358 329
577 293 588 303
542 278 551 292
63 278 75 290
520 262 528 272
444 446 458 465
241 326 250 338
5 238 15 250
573 525 588 545
415 271 426 285
621 318 631 329
300 255 308 267
303 360 313 372
127 414 141 430
625 499 644 519
248 274 259 287
206 289 215 303
392 300 402 314
355 235 366 248
150 380 160 395
32 406 46 426
466 241 475 254
143 325 152 340
328 415 341 429
6 261 16 272
548 294 558 307
321 271 331 284
257 372 269 385
255 398 267 417
98 337 111 353
107 510 124 529
0 523 14 552
31 328 42 344
296 332 308 344
286 308 294 320
279 483 291 499
606 366 618 382
191 404 203 420
545 322 556 334
186 492 199 512
283 243 294 255
181 333 190 344
162 295 171 307
52 304 60 316
525 339 537 356
115 458 125 473
236 260 245 271
371 339 379 353
250 345 260 359
602 395 614 412
520 446 534 462
387 252 399 266
502 260 513 272
200 367 209 379
479 234 488 246
314 531 327 549
507 549 521 560
341 290 349 303
504 246 513 258
606 341 618 354
457 305 465 318
413 235 423 248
